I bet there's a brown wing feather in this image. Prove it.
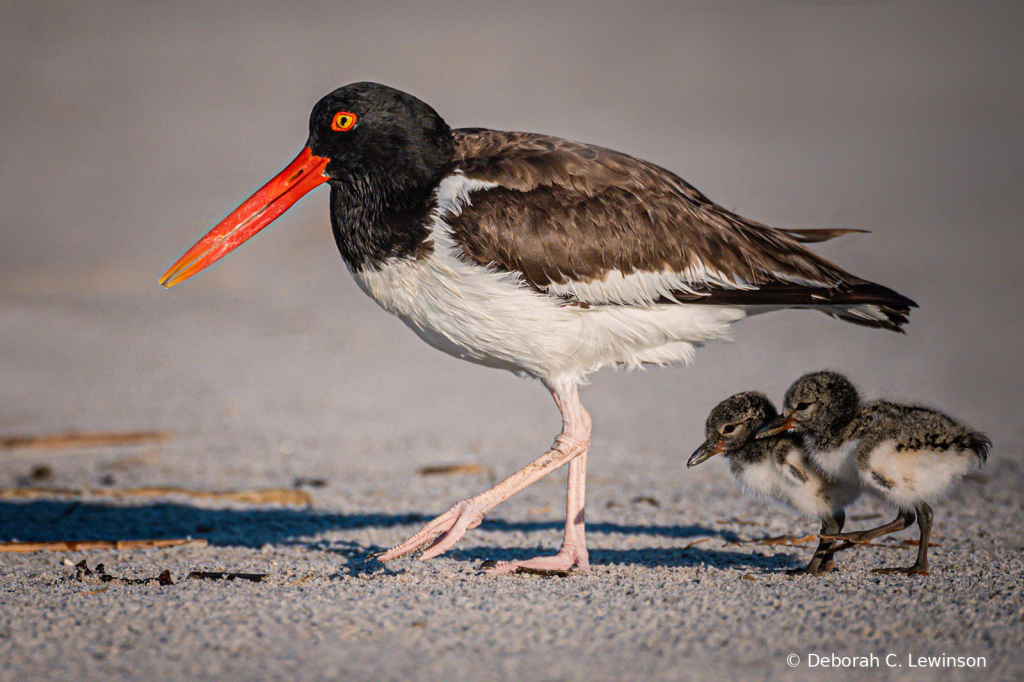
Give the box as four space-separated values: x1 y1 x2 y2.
780 228 870 243
447 129 915 329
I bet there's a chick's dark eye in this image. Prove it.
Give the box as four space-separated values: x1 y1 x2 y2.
331 111 357 132
796 402 811 411
723 424 737 434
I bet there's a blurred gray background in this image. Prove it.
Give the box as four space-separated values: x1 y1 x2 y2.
1 2 1022 680
2 1 1020 459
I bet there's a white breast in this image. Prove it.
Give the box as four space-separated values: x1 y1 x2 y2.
807 439 861 485
350 174 746 383
734 445 859 519
781 447 861 518
733 458 788 504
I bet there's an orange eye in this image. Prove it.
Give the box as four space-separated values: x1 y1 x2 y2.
331 111 357 132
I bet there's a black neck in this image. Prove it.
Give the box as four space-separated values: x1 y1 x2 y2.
329 172 438 271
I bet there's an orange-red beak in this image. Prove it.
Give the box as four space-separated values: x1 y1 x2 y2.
755 414 800 439
159 147 330 288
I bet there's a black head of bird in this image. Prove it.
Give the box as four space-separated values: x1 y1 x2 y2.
308 83 453 197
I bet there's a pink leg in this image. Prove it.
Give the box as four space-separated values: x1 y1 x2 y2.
376 379 591 568
483 447 589 574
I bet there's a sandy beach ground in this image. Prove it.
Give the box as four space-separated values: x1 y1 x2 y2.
1 2 1022 680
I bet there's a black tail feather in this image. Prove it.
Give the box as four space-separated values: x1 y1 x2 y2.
964 430 992 464
672 281 918 332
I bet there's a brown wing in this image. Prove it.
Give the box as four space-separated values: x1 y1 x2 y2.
446 129 915 330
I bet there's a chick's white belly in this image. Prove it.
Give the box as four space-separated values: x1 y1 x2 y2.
351 251 745 382
736 454 846 520
733 458 814 518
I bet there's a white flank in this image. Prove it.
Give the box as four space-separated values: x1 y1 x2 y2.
349 173 747 383
862 440 976 509
544 264 754 306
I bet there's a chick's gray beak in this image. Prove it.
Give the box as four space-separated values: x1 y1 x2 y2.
687 440 723 468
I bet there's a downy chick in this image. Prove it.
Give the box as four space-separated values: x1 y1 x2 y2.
689 391 861 575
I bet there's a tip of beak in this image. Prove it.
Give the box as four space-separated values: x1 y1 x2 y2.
158 273 179 289
755 416 797 439
687 442 719 468
159 259 202 289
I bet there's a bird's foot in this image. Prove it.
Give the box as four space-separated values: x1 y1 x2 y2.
376 498 486 563
480 545 589 576
480 533 589 576
872 564 929 576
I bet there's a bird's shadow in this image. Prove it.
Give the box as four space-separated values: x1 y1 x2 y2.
0 499 796 574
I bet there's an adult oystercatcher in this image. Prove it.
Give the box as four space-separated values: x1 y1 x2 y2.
160 82 915 574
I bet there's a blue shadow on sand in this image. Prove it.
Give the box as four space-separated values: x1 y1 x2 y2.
0 499 796 572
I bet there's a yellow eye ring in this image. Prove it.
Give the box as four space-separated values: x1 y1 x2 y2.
331 111 357 132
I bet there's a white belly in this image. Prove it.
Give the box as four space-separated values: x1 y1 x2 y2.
734 458 791 506
351 207 745 383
